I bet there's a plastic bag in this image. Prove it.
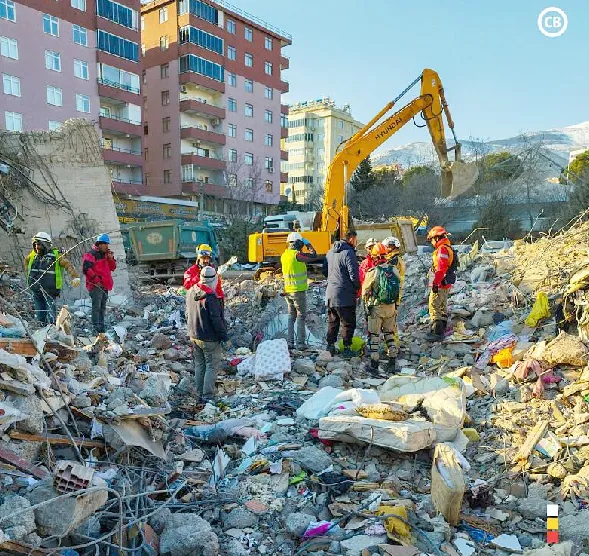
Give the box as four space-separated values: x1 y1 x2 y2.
337 336 365 354
525 291 551 327
253 339 290 380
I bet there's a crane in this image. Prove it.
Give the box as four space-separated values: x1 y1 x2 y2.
248 69 478 264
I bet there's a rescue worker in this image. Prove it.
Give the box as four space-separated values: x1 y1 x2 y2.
358 237 377 293
382 236 406 292
83 234 117 334
25 232 80 324
427 226 457 341
323 230 360 358
362 243 402 374
280 232 318 350
186 266 228 402
184 244 224 301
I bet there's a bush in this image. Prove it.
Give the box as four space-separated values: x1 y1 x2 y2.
472 195 521 241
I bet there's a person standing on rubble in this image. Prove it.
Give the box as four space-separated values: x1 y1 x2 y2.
184 244 224 302
82 234 116 334
358 237 377 295
280 232 318 350
25 232 80 324
186 266 228 402
323 230 360 358
362 243 402 374
427 226 457 341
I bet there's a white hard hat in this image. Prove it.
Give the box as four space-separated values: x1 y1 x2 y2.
383 236 401 249
365 237 377 249
287 232 303 243
33 232 52 244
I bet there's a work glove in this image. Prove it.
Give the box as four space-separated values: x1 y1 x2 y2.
71 277 81 288
432 284 439 293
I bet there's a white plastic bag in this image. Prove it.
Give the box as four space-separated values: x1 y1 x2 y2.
296 387 343 420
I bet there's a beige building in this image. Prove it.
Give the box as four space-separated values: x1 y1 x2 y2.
281 98 364 206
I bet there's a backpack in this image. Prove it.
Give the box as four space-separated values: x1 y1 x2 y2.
375 264 400 304
442 246 458 286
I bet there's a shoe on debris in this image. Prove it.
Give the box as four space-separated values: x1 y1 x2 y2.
386 357 396 373
341 347 355 359
327 344 336 357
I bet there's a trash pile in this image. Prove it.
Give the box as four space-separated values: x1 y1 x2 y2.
2 231 589 555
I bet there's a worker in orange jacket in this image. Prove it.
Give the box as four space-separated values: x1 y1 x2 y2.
427 226 457 341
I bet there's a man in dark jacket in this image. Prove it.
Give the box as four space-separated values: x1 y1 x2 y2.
323 231 360 357
186 266 228 401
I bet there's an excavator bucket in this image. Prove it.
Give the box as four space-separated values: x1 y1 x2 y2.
441 161 479 198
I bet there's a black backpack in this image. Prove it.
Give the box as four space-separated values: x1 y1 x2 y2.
442 247 458 286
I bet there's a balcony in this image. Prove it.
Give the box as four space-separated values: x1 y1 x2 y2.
179 98 225 120
280 172 288 183
280 150 288 161
181 180 228 198
99 114 142 137
280 80 289 93
181 153 226 171
281 104 289 115
102 144 143 166
112 179 143 195
180 72 225 94
281 126 288 139
181 126 226 146
280 55 289 70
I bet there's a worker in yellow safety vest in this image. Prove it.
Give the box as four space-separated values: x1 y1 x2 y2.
280 232 318 350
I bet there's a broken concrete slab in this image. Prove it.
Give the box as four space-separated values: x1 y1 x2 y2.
0 495 36 542
160 512 219 556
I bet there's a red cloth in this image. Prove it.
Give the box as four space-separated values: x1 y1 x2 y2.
184 264 224 299
82 245 116 291
357 256 375 297
432 238 453 290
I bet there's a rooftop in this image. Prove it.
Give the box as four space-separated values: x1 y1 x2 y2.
289 98 353 114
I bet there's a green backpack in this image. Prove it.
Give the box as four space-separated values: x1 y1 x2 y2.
375 264 400 304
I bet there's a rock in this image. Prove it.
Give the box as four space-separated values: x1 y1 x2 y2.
73 395 92 408
316 350 333 364
139 374 170 406
239 280 256 293
25 479 108 537
518 535 534 548
293 358 316 376
341 534 387 554
472 310 495 328
0 495 36 541
284 512 313 537
164 348 180 361
9 394 44 435
410 343 422 356
430 345 442 359
222 538 249 556
293 446 333 473
490 373 509 396
509 481 527 498
559 510 589 548
160 513 219 556
517 483 549 519
318 374 344 389
547 462 568 479
151 333 172 350
223 508 258 530
170 362 186 373
150 507 173 535
463 354 475 365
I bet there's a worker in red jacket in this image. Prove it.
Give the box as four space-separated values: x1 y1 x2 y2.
184 244 224 300
358 237 377 297
82 234 116 334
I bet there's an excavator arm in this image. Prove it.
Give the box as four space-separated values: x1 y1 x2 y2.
321 68 478 237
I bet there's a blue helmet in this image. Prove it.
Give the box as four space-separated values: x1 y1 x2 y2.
96 233 110 244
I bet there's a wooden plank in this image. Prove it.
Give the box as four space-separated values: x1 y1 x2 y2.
512 419 549 466
8 431 105 449
0 445 50 480
0 541 47 555
0 339 37 357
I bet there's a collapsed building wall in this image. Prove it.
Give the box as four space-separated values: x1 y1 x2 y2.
0 119 130 298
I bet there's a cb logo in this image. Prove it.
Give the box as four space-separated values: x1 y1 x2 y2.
538 7 568 37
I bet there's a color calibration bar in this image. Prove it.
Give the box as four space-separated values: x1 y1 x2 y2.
547 504 558 544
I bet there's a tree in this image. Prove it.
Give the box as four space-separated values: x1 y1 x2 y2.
401 165 435 186
349 157 375 192
472 195 521 241
476 151 523 190
561 150 589 218
561 149 589 185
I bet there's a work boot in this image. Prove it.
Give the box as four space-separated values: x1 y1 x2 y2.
327 344 336 357
341 346 355 359
426 320 445 342
362 359 380 375
386 357 397 374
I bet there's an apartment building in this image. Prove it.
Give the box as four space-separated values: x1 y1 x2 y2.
0 0 143 191
141 0 290 217
282 98 363 206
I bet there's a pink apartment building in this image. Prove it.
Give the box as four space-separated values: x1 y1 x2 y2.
141 0 290 217
0 0 143 192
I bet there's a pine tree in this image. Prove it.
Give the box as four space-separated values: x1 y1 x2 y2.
350 157 375 192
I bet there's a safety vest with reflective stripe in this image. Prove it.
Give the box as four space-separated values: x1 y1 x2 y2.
27 249 63 289
281 248 308 293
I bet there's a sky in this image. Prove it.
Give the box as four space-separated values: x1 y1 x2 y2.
228 0 588 148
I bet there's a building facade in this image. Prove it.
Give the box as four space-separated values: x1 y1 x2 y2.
0 0 143 192
282 98 363 206
141 0 290 218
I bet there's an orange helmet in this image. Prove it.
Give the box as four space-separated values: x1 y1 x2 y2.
427 226 449 240
370 243 387 258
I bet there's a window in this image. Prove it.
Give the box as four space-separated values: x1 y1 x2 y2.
48 121 61 131
46 86 62 106
97 30 139 63
244 27 252 41
43 14 59 37
244 103 253 117
228 149 237 162
76 94 90 113
144 147 148 160
228 173 237 186
73 25 87 46
5 111 22 131
160 35 169 50
97 0 139 30
227 72 236 86
142 69 146 84
226 19 235 33
2 74 20 96
0 0 15 22
244 152 253 165
227 45 236 60
264 86 273 100
179 54 224 82
245 53 253 67
246 177 254 188
265 133 273 147
71 0 86 11
159 7 168 23
163 143 171 158
245 79 253 93
264 61 273 75
227 123 236 137
163 170 171 184
228 98 236 112
245 128 253 142
265 156 274 173
339 135 344 143
161 90 169 105
74 59 89 80
179 25 224 54
45 50 61 72
160 63 169 78
178 0 217 23
98 63 140 92
338 120 344 129
265 180 273 192
281 113 288 128
265 109 273 123
162 117 170 132
141 16 144 30
0 36 17 59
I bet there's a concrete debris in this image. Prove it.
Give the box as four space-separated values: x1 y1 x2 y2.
0 495 36 542
293 445 334 473
160 513 219 556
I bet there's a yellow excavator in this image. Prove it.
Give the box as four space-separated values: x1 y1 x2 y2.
248 69 478 264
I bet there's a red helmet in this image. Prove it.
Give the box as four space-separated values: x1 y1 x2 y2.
427 226 449 240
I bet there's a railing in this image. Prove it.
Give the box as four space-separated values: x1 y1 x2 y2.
183 151 223 160
112 178 143 185
99 111 141 125
101 141 142 156
180 95 225 109
97 78 140 95
181 124 222 132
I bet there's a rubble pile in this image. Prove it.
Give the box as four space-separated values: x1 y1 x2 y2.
1 236 589 555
